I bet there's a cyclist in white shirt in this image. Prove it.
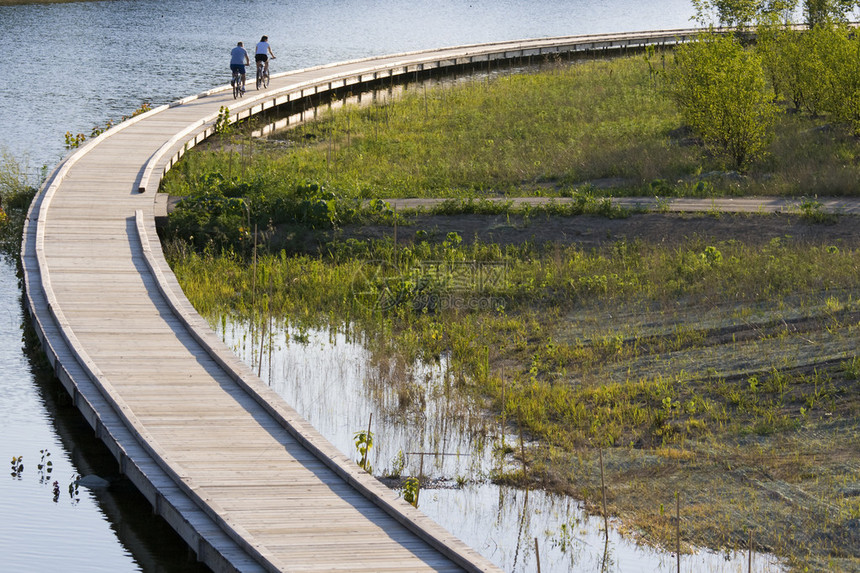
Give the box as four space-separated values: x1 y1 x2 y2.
255 35 276 79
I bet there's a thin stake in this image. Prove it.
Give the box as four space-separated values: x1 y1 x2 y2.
534 537 541 573
599 447 609 541
267 274 274 381
393 203 398 268
252 223 258 364
676 491 681 573
258 272 272 378
748 529 753 573
416 451 424 506
500 373 506 450
518 416 528 477
257 299 266 377
363 412 373 473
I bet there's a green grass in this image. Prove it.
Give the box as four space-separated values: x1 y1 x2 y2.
161 53 860 223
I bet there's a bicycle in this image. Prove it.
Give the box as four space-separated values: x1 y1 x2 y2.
231 68 246 99
255 61 270 90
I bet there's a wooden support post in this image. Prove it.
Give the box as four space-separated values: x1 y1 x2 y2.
518 417 527 477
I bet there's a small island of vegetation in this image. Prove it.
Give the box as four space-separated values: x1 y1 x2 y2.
148 1 860 571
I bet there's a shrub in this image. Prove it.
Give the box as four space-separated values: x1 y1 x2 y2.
667 33 780 170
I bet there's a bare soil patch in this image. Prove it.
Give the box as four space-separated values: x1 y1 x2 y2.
337 211 860 250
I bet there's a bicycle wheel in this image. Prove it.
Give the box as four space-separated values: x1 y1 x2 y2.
255 67 262 90
263 69 269 89
232 74 239 99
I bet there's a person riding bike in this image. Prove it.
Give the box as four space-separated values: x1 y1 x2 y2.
255 35 276 80
230 41 250 93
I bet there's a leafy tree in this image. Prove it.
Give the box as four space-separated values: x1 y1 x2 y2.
667 34 780 170
815 24 860 133
691 0 797 28
804 0 859 26
757 26 830 114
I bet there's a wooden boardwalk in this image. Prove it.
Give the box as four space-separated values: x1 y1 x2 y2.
22 30 703 572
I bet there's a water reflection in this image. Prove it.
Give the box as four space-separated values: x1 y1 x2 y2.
218 317 784 572
0 260 208 572
220 320 498 479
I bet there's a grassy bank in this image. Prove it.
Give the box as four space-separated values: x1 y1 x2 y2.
161 54 860 217
163 53 860 571
0 149 38 258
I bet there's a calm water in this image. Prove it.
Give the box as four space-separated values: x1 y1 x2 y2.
0 1 700 570
219 320 782 573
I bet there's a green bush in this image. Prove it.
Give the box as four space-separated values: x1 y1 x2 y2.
667 33 780 170
759 23 860 133
816 25 860 134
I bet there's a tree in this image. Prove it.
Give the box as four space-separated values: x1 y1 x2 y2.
691 0 797 28
804 0 860 26
758 22 860 132
667 34 780 170
757 25 830 114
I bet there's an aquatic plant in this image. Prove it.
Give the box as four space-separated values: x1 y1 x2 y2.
353 427 374 473
10 455 23 478
401 477 419 507
37 449 53 483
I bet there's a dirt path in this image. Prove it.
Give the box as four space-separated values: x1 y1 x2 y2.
343 209 860 250
386 195 860 214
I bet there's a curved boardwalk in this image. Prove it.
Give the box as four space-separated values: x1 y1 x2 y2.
23 30 708 572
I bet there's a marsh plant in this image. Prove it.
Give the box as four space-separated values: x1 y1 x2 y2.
401 477 419 507
37 449 53 483
353 428 374 473
0 149 39 258
10 455 23 479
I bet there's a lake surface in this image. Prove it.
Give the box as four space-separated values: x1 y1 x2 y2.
0 0 700 570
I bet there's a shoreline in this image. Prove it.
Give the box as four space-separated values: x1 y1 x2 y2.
0 0 105 6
